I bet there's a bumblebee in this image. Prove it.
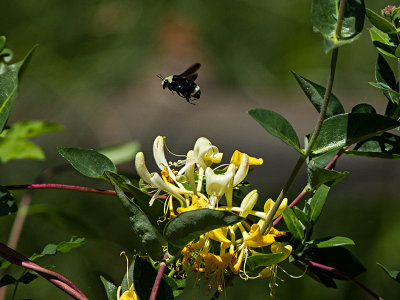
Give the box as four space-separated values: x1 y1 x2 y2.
158 63 201 104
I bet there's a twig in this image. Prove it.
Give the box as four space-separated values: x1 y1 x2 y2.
299 258 383 300
149 253 168 300
0 242 88 300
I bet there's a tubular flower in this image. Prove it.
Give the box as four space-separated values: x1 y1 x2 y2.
134 136 292 294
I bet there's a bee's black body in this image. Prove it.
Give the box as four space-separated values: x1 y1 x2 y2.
159 63 201 104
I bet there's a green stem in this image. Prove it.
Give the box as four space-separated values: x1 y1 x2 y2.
260 0 347 234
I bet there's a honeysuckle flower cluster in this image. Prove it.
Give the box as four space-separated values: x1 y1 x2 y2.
135 136 292 292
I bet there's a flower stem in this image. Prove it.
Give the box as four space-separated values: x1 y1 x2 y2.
299 258 383 300
272 148 345 227
5 183 117 195
0 242 88 300
261 0 347 234
150 253 168 300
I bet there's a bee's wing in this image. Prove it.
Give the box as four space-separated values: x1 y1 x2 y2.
179 63 201 78
185 73 198 81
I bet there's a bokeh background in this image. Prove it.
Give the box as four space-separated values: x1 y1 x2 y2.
1 0 400 299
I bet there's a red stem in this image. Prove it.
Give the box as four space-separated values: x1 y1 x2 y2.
5 184 117 195
149 253 168 300
299 258 383 300
273 149 344 226
0 242 88 300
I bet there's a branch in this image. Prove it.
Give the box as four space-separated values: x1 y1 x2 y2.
299 258 383 300
0 242 88 300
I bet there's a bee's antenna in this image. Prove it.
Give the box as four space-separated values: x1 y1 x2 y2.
156 74 164 80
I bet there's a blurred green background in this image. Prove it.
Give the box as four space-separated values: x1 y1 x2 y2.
1 0 400 299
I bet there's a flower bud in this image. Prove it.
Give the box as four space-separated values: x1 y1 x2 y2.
239 189 258 218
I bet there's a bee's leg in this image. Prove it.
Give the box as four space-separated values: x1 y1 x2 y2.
186 96 195 105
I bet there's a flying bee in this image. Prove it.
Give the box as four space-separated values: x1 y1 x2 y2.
157 63 201 104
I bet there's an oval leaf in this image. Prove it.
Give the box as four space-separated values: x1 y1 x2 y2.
377 263 400 283
164 209 243 248
315 236 355 248
344 132 400 159
292 72 344 117
246 253 287 273
308 184 330 223
0 45 37 132
311 113 400 155
282 206 304 241
110 178 165 261
58 147 117 178
369 27 397 58
312 0 365 52
307 160 348 191
100 276 117 300
248 108 301 153
366 8 397 34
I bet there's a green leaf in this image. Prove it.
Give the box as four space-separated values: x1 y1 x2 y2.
308 184 330 223
6 121 63 139
109 177 165 261
312 0 365 52
369 27 397 58
396 45 400 58
305 266 337 288
0 45 37 132
0 138 44 162
311 113 400 155
293 206 310 227
375 54 397 92
133 256 174 300
345 133 400 159
100 276 118 300
310 236 355 248
58 147 117 178
282 206 304 241
163 276 186 298
377 263 400 283
292 72 344 117
248 108 302 153
351 103 376 114
164 209 243 248
306 160 348 191
303 246 366 278
104 171 166 233
0 186 17 216
98 141 140 166
30 236 85 261
365 8 397 34
245 253 287 273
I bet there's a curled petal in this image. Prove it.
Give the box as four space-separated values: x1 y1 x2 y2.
150 173 185 202
134 152 153 185
153 136 169 171
208 227 231 245
244 224 275 248
230 150 263 168
239 190 258 218
233 154 249 186
193 137 222 169
264 198 288 219
205 167 234 198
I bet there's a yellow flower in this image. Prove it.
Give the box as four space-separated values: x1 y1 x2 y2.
117 285 138 300
230 150 263 168
244 224 277 248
